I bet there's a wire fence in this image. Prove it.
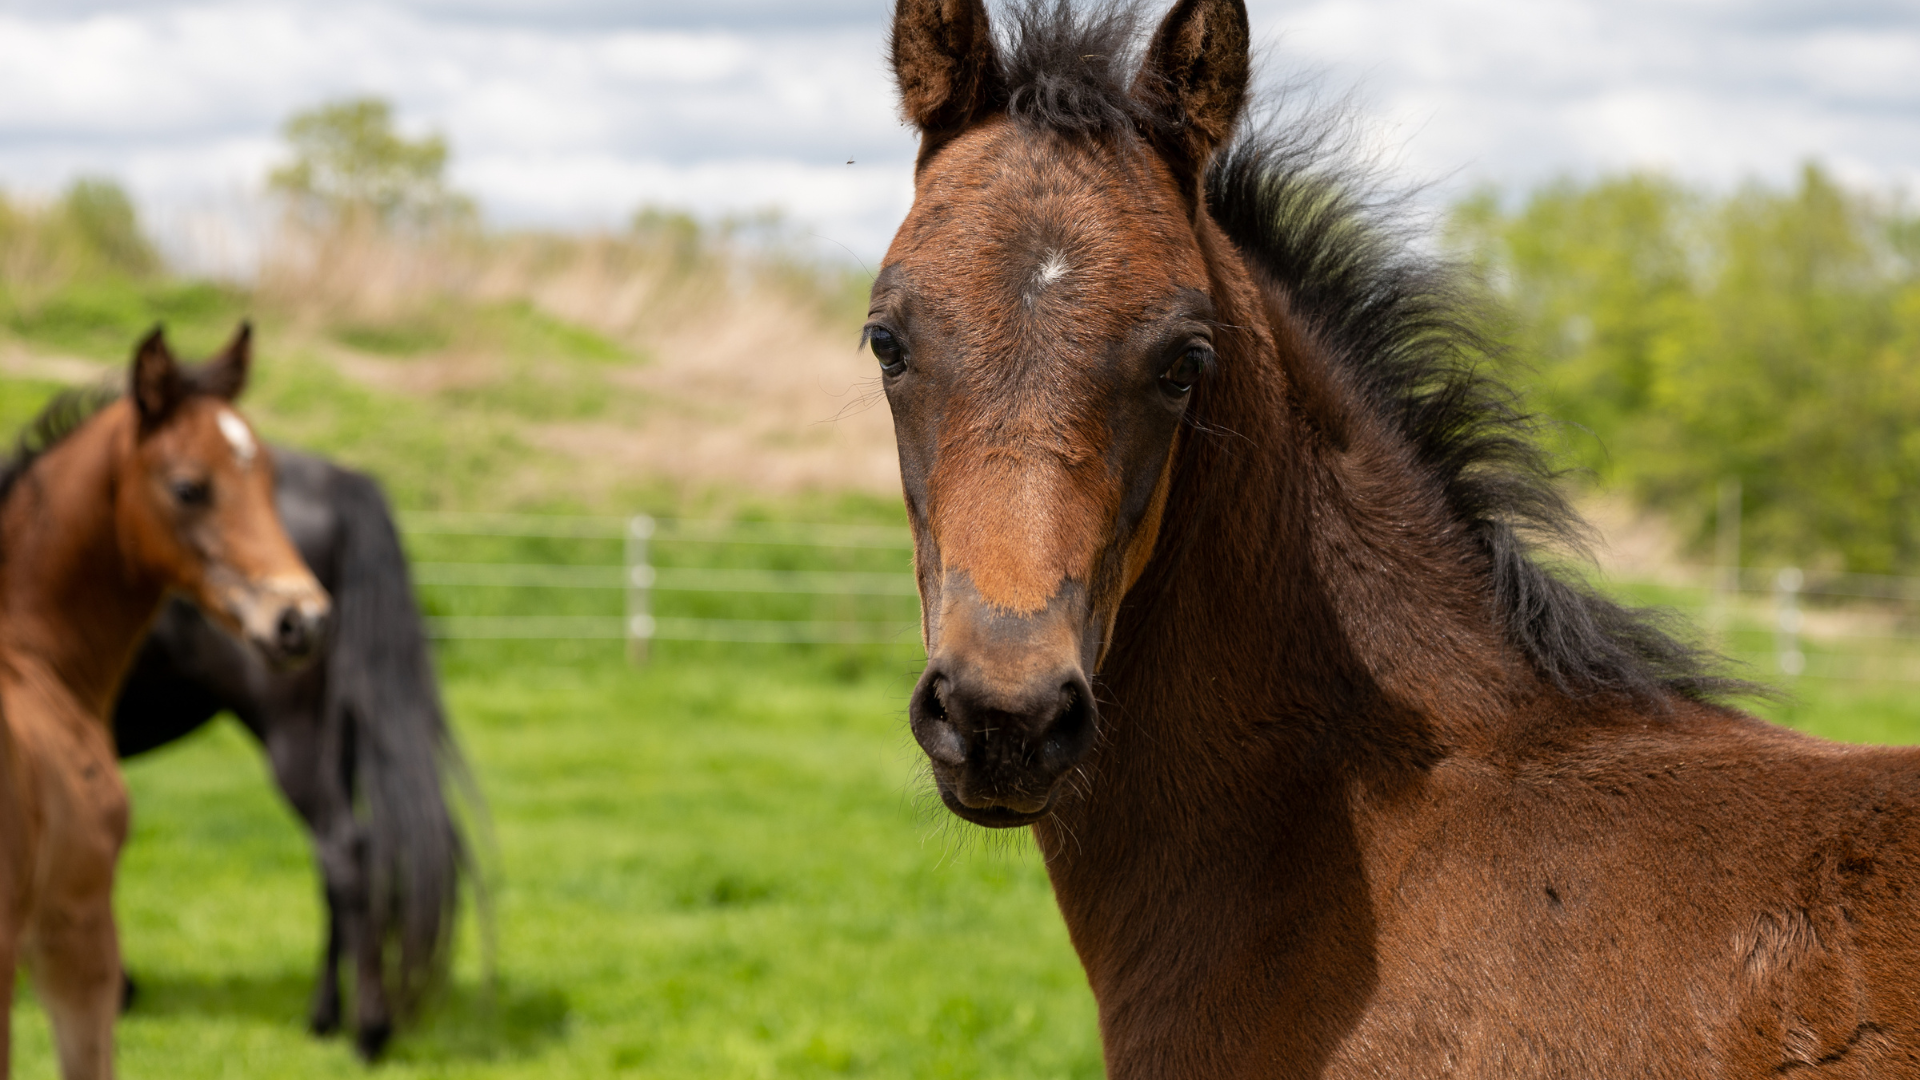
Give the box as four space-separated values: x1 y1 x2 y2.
399 512 1920 682
401 513 924 658
1609 566 1920 684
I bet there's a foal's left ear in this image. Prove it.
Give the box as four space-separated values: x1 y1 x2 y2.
198 321 252 402
1132 0 1251 188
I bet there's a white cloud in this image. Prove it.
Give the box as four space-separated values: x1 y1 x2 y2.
1 0 1916 268
1254 0 1920 199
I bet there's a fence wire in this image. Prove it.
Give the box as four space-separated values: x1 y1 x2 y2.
401 514 1920 681
402 514 922 653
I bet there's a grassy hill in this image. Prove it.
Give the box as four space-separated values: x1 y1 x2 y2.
0 201 898 517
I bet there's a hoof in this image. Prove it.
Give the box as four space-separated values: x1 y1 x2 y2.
309 992 341 1037
120 971 137 1014
308 1009 340 1038
355 1020 392 1061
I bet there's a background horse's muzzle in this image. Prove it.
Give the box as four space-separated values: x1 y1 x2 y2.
909 581 1099 827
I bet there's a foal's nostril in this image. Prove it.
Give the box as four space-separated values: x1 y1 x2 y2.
909 672 967 767
1037 678 1096 772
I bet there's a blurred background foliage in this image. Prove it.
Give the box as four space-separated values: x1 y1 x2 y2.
270 96 476 230
1450 165 1920 575
0 96 881 514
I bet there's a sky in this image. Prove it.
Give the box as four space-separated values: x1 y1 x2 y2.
1 0 1916 267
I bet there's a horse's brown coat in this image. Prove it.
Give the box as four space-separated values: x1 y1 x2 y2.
876 1 1920 1076
0 326 327 1079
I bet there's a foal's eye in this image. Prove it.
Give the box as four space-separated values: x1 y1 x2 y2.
867 326 906 375
171 478 212 507
1161 346 1209 397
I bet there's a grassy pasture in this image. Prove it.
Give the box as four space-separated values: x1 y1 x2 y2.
13 643 1104 1079
3 632 1910 1078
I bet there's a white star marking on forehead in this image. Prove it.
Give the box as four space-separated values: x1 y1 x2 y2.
1035 249 1070 289
1024 249 1071 306
216 408 256 467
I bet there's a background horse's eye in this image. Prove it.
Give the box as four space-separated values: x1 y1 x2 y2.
171 478 212 507
1161 347 1209 396
868 327 906 374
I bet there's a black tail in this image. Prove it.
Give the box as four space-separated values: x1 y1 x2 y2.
323 468 477 1017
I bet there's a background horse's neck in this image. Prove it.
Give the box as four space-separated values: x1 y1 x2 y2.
0 402 165 720
1033 224 1537 1063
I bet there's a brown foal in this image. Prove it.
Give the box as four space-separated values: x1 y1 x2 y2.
875 1 1920 1076
0 325 328 1079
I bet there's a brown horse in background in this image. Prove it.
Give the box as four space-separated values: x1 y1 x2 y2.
0 325 328 1079
876 1 1920 1075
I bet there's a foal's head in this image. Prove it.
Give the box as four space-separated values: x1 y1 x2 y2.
118 325 328 665
875 0 1251 825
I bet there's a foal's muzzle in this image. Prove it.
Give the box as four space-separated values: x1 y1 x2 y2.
229 575 332 669
910 579 1098 827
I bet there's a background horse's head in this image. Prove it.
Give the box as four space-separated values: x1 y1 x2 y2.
875 0 1251 826
120 324 329 665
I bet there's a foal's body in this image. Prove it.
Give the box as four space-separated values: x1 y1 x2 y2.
874 1 1920 1075
0 328 326 1078
1060 688 1920 1075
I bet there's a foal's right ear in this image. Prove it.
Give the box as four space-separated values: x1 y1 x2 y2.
891 0 1003 148
131 325 185 430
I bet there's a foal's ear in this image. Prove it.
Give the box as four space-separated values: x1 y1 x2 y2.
891 0 1003 145
131 324 186 429
1132 0 1251 185
198 321 252 401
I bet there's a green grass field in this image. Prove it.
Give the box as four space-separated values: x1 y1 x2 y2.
1 638 1909 1078
13 643 1104 1079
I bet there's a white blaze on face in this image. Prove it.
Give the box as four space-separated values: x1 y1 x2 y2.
216 408 257 468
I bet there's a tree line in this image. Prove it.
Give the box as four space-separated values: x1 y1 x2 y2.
1450 166 1920 576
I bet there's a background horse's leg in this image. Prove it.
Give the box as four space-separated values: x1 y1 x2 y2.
253 700 393 1058
349 891 392 1060
28 888 121 1080
0 933 14 1077
308 895 343 1036
241 695 371 1048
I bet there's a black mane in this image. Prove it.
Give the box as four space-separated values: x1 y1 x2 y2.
0 384 120 509
999 1 1154 135
997 0 1741 703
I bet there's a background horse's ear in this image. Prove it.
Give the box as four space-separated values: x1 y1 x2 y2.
891 0 1003 147
1132 0 1251 188
132 325 185 429
198 321 252 401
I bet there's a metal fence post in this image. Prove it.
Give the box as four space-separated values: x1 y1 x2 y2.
1775 566 1804 677
626 515 655 664
1711 477 1741 643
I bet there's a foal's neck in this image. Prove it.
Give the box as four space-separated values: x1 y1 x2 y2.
1035 246 1536 984
0 403 163 720
1108 256 1526 771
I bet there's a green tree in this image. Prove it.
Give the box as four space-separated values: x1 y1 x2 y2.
1448 176 1698 477
60 177 158 276
269 97 470 226
1455 165 1920 574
